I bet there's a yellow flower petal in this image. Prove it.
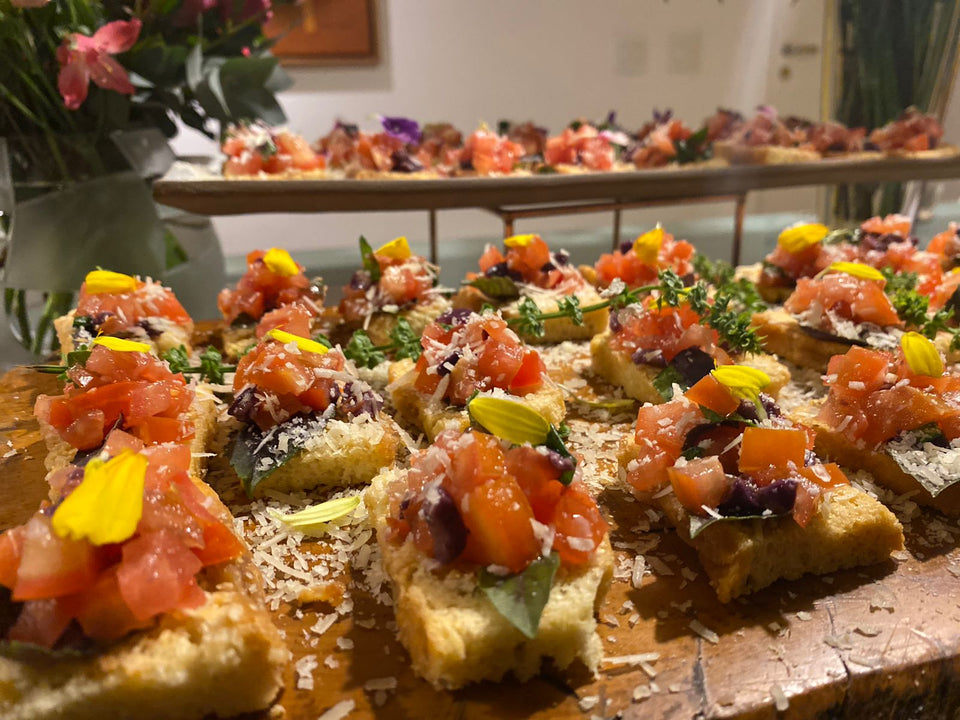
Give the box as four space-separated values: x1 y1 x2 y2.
632 226 664 263
267 328 329 354
468 395 551 446
711 365 771 405
263 248 300 277
901 331 944 378
777 223 829 253
93 336 151 353
823 261 885 282
84 270 138 295
52 450 146 545
375 236 412 260
504 234 538 248
271 496 361 536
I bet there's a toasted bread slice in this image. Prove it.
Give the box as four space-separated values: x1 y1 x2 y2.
617 437 903 601
735 263 793 304
882 144 960 160
751 309 881 372
656 486 903 602
0 476 287 720
799 405 960 517
387 358 566 441
453 285 608 344
54 310 193 358
366 468 614 689
589 331 790 403
752 309 960 371
713 142 821 165
333 294 451 348
226 413 403 497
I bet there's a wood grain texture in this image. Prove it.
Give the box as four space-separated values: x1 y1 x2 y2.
153 152 960 216
3 352 960 719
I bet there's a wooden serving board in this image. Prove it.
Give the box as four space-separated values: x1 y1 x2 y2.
153 153 960 216
4 351 960 720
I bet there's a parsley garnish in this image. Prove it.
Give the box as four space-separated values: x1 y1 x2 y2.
342 318 423 369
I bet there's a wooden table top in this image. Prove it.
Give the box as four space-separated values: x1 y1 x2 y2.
3 351 960 720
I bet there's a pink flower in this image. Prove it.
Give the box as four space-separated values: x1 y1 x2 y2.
56 19 142 110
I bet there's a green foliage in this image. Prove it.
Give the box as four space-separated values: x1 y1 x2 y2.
0 0 288 148
343 330 385 369
388 318 422 362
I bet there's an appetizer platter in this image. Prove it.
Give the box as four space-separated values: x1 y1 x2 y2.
154 107 960 218
4 222 960 719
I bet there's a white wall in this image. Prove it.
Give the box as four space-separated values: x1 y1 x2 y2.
172 0 827 256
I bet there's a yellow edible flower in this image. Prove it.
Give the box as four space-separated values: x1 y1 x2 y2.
503 233 538 248
711 365 771 406
263 248 300 277
271 496 361 536
52 450 146 545
823 261 885 282
84 270 138 294
777 223 829 253
468 395 550 446
267 328 329 354
375 236 412 260
633 226 664 263
93 336 151 353
901 331 944 378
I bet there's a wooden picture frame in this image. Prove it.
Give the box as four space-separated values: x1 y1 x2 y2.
262 0 379 66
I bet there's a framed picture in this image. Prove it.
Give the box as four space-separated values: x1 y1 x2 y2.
262 0 379 66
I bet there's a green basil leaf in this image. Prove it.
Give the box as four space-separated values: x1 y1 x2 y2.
359 235 381 284
199 346 227 384
65 344 92 370
689 512 782 539
467 275 520 300
478 553 559 638
230 415 326 497
885 431 960 498
653 365 685 401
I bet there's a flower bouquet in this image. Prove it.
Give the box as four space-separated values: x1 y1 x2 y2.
0 0 290 355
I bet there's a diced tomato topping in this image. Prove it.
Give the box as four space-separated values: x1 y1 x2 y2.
7 597 77 648
594 228 695 289
74 567 151 642
799 463 849 489
219 249 323 325
791 482 821 529
738 427 807 473
509 350 546 395
785 273 902 328
13 515 99 601
117 529 205 622
0 527 22 589
544 125 613 170
75 277 191 329
461 129 524 175
551 485 608 566
233 339 347 430
667 456 731 516
412 312 545 406
460 477 540 574
392 430 607 574
685 375 739 416
35 346 194 452
819 344 960 446
338 246 436 323
478 244 506 273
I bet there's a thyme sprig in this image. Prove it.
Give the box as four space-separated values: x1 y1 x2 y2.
162 346 236 383
509 269 763 354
